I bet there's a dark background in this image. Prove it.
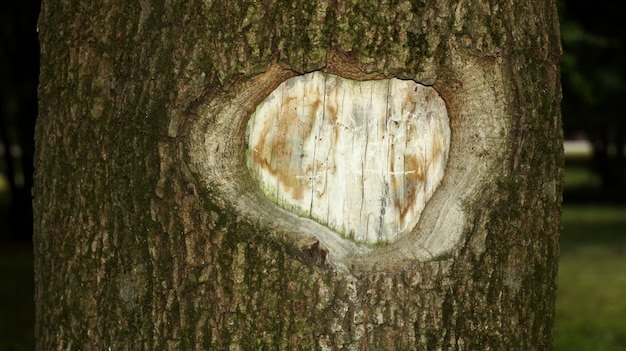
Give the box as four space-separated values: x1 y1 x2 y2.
1 1 39 243
0 1 624 350
559 2 626 202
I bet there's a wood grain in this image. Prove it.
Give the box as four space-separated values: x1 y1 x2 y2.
246 72 450 244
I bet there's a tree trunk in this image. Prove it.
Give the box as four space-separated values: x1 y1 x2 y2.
34 0 562 350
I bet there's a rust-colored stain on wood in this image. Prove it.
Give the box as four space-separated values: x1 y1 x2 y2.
246 72 450 244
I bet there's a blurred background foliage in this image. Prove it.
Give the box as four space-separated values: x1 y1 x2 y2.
1 1 38 243
560 1 625 199
556 2 626 350
0 1 624 350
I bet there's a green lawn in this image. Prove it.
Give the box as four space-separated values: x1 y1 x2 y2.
556 205 626 351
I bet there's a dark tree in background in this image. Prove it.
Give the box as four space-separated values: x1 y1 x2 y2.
0 1 39 241
560 1 626 194
0 4 39 351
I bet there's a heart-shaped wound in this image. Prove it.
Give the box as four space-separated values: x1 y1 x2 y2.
246 72 450 244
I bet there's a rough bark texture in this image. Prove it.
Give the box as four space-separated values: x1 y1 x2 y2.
34 0 562 350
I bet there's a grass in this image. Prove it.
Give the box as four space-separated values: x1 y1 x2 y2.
556 205 626 351
564 165 602 188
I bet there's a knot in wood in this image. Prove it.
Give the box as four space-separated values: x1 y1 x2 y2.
246 72 450 245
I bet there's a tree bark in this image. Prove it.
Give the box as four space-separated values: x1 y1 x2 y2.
34 0 562 350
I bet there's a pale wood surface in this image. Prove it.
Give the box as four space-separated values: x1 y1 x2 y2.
247 72 450 244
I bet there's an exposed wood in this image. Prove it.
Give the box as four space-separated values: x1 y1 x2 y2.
246 72 450 244
188 55 504 269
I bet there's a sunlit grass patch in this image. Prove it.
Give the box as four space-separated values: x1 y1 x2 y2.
555 205 626 351
563 165 602 189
